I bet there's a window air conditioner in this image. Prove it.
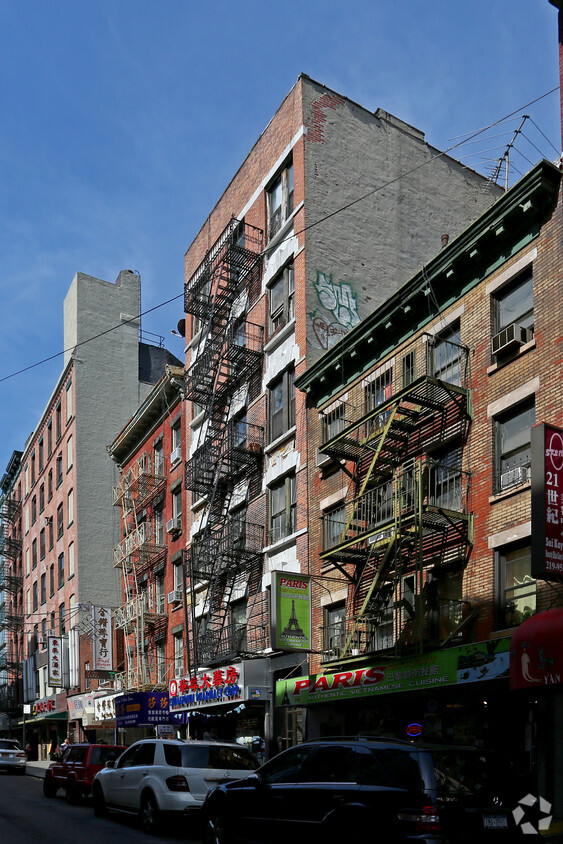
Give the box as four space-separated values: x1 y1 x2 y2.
166 517 182 534
492 323 532 358
167 589 183 604
170 446 182 465
38 637 46 645
500 465 530 490
315 448 332 468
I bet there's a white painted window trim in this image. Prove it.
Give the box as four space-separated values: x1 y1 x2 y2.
488 521 531 549
487 377 539 418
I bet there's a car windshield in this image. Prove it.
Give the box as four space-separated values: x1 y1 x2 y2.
90 746 124 765
163 743 259 770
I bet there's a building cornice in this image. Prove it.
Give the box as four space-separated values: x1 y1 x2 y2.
297 159 561 407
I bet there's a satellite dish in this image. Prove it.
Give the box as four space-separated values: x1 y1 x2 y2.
176 318 186 337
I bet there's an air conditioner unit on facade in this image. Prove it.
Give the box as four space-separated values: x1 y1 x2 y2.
492 323 532 358
38 637 46 645
170 446 182 465
167 590 183 604
500 465 530 490
166 517 182 535
315 448 332 468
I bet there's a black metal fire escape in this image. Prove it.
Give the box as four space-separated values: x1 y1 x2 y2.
319 334 474 661
184 219 264 670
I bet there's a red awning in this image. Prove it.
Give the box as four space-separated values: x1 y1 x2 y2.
510 608 563 690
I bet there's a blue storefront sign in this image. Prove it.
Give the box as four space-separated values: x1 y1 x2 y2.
115 691 173 728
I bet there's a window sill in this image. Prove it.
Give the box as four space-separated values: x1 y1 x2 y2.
264 527 307 556
489 481 531 504
264 426 297 455
264 319 296 355
487 338 536 375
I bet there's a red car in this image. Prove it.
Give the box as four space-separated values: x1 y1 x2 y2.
43 743 125 803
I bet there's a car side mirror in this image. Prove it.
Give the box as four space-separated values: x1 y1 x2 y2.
246 773 262 787
105 760 116 769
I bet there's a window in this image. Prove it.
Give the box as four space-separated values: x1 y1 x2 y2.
157 641 166 683
494 274 534 335
269 368 295 441
40 574 46 605
84 660 90 690
155 507 164 546
269 263 295 334
429 323 463 386
365 367 393 429
32 581 38 612
31 452 36 485
56 454 63 487
31 495 37 525
39 484 45 514
57 503 64 539
68 542 75 578
172 486 182 527
267 160 294 240
497 543 535 628
39 438 44 473
58 552 64 588
67 490 74 526
66 380 73 422
429 446 463 511
230 600 247 652
49 565 54 597
39 528 46 561
173 561 183 593
48 518 54 550
269 474 297 544
323 404 345 442
495 401 535 492
154 441 164 475
56 403 62 441
59 602 66 635
402 351 416 388
155 573 165 613
174 633 184 676
66 436 73 470
32 539 37 569
323 503 346 550
171 422 181 463
323 603 346 659
48 469 53 501
47 422 52 456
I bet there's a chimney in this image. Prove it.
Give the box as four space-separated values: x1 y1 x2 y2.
441 233 450 249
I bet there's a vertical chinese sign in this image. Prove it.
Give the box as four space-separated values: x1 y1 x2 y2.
48 636 63 688
92 606 113 671
532 422 563 581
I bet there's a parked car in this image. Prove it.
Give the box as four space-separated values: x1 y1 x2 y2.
0 739 26 775
43 742 126 803
92 738 260 832
202 737 526 843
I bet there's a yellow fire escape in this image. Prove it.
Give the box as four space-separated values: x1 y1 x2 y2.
319 332 474 662
112 454 168 690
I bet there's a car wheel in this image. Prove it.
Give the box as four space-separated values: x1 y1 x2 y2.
66 779 81 804
204 814 229 844
92 782 107 818
140 792 160 834
43 773 57 798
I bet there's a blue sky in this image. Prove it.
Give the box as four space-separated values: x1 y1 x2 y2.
0 0 560 474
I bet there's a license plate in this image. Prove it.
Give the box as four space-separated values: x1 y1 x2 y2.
0 753 8 758
483 814 508 829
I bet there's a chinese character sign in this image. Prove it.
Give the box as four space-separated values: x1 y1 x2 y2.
92 606 113 671
532 423 563 581
48 636 63 688
169 665 244 712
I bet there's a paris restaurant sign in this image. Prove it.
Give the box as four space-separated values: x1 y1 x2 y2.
270 571 312 652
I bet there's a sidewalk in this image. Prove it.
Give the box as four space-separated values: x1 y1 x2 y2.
26 760 50 779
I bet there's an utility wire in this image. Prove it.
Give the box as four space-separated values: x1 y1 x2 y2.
0 87 559 386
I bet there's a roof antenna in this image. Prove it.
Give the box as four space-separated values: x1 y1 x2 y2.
487 115 528 190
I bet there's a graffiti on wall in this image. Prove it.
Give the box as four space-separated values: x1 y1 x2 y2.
308 271 361 350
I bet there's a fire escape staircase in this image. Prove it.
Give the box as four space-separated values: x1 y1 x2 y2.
184 219 264 669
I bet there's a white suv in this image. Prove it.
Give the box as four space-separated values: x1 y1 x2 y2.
92 738 259 832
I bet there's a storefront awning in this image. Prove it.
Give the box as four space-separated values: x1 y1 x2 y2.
17 711 68 725
510 608 563 690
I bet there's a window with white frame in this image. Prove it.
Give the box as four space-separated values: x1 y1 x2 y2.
154 441 164 475
267 159 294 240
322 404 345 443
174 633 184 676
155 507 164 546
269 473 296 544
429 323 463 386
494 273 534 336
156 640 166 683
171 422 181 464
268 368 295 442
323 603 346 659
66 380 73 422
497 542 535 628
495 401 535 492
68 542 75 578
67 489 74 526
268 263 295 334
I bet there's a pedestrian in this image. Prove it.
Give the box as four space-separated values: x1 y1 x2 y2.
59 736 70 754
